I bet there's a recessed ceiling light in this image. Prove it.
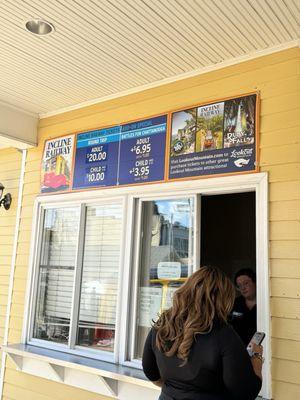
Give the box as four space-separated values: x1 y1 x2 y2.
25 19 55 36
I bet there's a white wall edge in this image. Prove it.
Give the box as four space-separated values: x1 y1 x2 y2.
0 149 27 398
256 173 271 399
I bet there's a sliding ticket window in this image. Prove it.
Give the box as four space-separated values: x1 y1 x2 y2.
132 198 195 359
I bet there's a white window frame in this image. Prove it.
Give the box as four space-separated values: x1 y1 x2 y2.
25 197 126 364
22 172 271 399
125 194 198 368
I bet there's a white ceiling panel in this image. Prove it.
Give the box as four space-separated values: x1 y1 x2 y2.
0 0 298 117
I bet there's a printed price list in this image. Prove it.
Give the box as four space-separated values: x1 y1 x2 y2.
72 127 120 189
118 115 167 185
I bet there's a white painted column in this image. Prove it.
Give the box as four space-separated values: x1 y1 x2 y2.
0 149 27 398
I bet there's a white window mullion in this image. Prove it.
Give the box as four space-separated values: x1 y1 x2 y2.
113 197 127 363
118 196 137 364
69 204 86 349
194 194 201 272
128 199 143 363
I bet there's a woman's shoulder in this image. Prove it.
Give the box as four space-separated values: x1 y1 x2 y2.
150 325 157 334
144 327 158 352
149 326 158 345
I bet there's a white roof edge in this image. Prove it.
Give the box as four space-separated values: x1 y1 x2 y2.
0 99 38 118
0 103 38 149
39 40 300 120
0 132 36 149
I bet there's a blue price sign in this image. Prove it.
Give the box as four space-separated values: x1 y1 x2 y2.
72 126 120 189
118 115 167 185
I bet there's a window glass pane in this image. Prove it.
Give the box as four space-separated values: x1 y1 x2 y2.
134 198 194 359
33 207 80 343
77 204 122 352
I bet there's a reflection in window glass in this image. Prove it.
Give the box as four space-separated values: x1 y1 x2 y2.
134 198 194 359
77 204 122 352
33 207 80 344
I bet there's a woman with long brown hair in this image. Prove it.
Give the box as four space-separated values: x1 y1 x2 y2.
142 266 263 400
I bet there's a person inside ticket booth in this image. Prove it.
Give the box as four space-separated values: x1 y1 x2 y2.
231 268 257 345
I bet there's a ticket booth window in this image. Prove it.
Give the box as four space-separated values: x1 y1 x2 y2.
133 198 195 359
27 174 269 398
34 207 80 344
77 204 122 352
31 202 123 357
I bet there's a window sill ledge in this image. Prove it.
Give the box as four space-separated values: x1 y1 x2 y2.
1 344 159 398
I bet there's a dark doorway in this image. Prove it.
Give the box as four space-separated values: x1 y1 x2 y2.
200 192 256 280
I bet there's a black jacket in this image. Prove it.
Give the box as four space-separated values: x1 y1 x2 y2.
142 323 261 400
230 296 257 345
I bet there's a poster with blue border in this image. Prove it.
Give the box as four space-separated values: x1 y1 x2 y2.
118 115 167 185
168 94 257 180
72 126 120 189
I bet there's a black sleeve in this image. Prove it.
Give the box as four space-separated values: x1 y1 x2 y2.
220 325 262 400
142 328 161 382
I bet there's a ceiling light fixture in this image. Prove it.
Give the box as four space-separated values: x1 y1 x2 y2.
25 19 55 36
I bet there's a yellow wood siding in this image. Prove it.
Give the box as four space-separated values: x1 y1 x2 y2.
272 381 300 400
2 47 300 399
0 148 22 377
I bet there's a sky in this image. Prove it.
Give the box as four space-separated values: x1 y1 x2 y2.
155 199 193 228
171 109 195 139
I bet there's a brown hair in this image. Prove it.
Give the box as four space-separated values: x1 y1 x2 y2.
154 266 235 364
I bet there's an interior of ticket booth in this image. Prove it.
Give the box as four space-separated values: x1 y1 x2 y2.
129 187 260 360
201 191 256 282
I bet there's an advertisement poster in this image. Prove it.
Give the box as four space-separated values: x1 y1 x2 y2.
72 126 120 189
118 115 167 185
41 135 74 193
169 94 257 180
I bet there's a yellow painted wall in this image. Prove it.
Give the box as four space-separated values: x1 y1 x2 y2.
1 47 300 399
0 148 22 375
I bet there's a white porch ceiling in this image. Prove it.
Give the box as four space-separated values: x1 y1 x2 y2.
0 0 299 118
